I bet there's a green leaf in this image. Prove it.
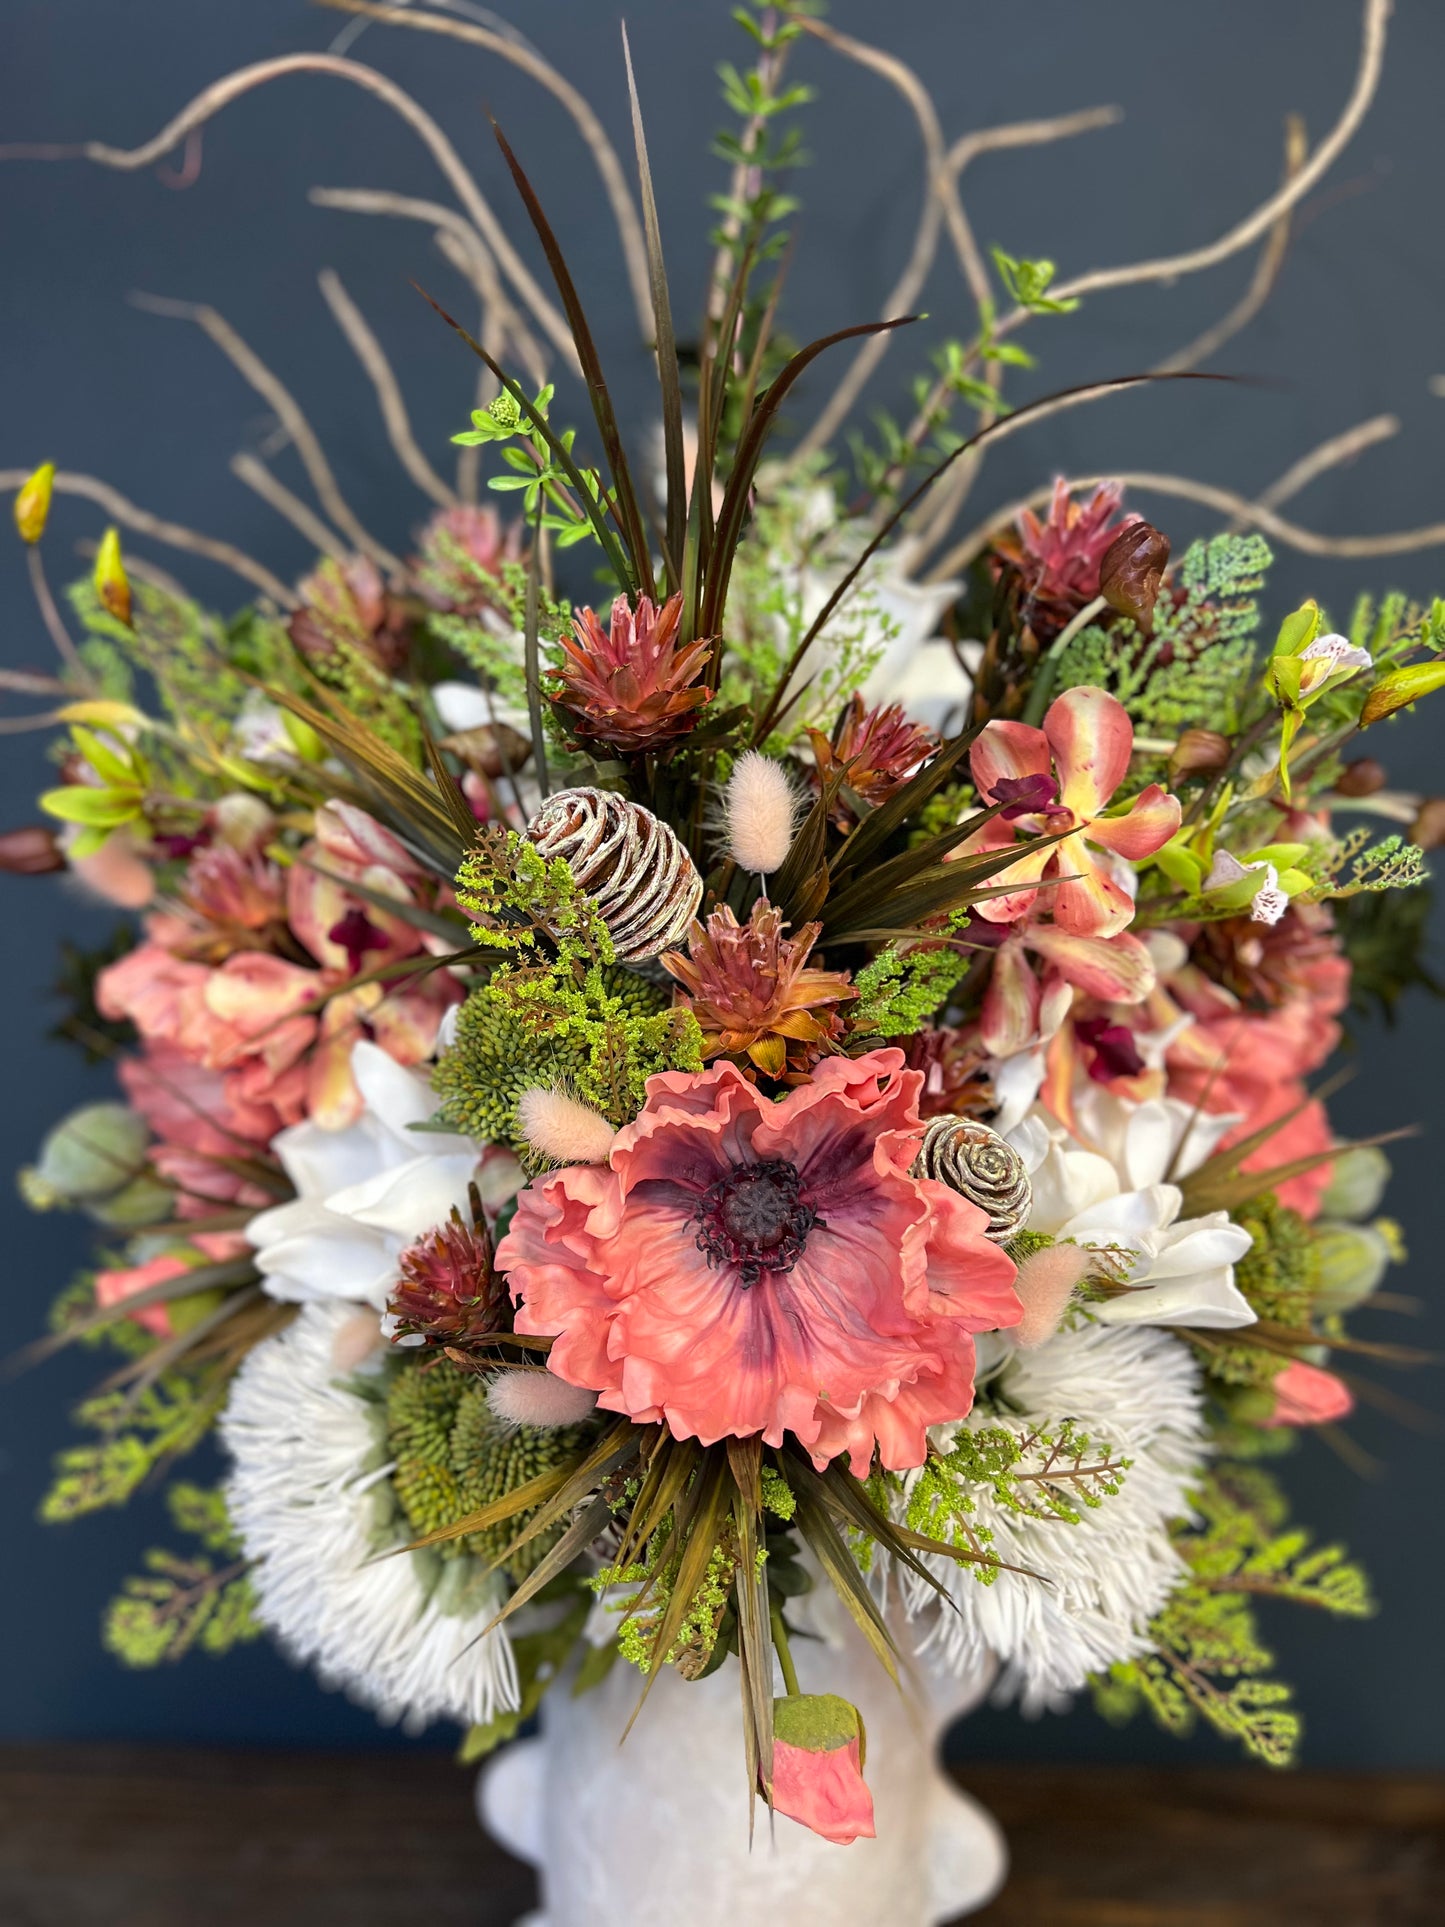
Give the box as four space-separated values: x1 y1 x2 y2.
1360 660 1445 726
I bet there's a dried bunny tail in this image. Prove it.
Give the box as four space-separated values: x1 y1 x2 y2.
516 1084 617 1166
1011 1243 1095 1349
487 1369 598 1431
723 751 803 879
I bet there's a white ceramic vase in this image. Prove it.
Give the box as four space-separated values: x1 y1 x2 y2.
478 1615 1007 1927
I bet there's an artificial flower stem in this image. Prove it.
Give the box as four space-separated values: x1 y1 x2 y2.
771 1601 801 1699
1020 595 1108 727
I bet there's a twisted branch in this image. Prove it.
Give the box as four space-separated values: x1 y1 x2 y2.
316 0 652 340
0 468 295 605
129 292 402 573
229 454 350 561
317 267 457 508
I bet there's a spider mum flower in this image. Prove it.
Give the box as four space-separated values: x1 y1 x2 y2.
496 1050 1021 1476
552 591 712 753
661 902 854 1077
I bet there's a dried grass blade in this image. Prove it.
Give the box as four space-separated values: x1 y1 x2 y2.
621 1452 732 1738
489 117 653 596
791 1482 899 1683
622 24 686 586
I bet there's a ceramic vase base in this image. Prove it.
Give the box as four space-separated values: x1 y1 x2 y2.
477 1617 1006 1927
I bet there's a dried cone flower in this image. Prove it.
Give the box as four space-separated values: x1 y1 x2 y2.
1098 519 1170 632
388 1207 508 1346
808 694 938 824
991 478 1138 641
551 590 712 753
661 901 853 1077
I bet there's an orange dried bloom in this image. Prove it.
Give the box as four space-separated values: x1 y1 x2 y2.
662 901 853 1077
809 694 938 823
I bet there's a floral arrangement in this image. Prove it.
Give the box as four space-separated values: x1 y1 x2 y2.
7 0 1440 1853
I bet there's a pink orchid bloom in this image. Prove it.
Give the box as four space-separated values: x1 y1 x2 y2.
975 913 1157 1060
288 801 439 976
967 688 1180 938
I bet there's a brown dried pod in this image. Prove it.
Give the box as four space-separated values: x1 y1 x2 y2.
1168 727 1231 784
1410 797 1445 850
0 825 65 875
1099 520 1170 633
1334 757 1387 799
526 787 703 964
912 1114 1032 1243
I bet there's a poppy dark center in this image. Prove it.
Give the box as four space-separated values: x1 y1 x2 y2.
694 1157 819 1288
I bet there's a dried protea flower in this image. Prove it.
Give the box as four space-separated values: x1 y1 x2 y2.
1099 520 1170 633
288 554 413 674
550 591 711 754
808 694 938 825
388 1205 508 1346
990 479 1139 641
412 503 523 616
661 901 853 1077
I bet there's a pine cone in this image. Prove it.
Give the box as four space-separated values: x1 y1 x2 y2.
526 788 703 964
551 592 712 754
912 1115 1032 1242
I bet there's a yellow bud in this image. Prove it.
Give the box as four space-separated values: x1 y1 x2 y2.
13 463 55 545
93 526 133 629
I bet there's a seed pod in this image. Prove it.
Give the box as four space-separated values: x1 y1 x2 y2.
1334 757 1386 799
1099 520 1170 633
13 463 55 545
1410 797 1445 850
1168 728 1230 784
0 825 65 875
912 1114 1032 1242
526 787 702 964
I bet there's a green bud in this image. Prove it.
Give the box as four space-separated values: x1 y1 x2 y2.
1316 1144 1390 1222
488 391 522 431
19 1102 149 1209
84 1171 176 1229
1311 1220 1391 1314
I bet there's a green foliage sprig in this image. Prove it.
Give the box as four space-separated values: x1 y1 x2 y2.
103 1484 261 1669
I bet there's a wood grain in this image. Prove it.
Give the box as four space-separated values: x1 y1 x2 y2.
0 1747 1441 1925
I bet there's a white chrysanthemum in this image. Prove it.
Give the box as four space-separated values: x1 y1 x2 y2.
221 1300 518 1733
902 1320 1207 1711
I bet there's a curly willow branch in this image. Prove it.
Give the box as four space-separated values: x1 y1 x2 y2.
316 0 652 341
0 469 295 606
317 267 457 509
933 457 1445 581
52 53 579 373
791 100 1119 465
230 454 350 562
309 188 547 389
128 293 402 574
989 0 1392 342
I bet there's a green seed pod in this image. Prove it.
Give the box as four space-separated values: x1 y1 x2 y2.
1316 1144 1390 1222
19 1102 149 1209
84 1171 175 1229
1311 1219 1391 1314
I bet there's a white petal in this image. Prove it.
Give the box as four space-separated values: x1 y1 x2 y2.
271 1115 389 1201
1094 1267 1256 1329
327 1152 478 1240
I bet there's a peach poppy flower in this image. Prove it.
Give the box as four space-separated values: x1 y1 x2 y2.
497 1050 1020 1476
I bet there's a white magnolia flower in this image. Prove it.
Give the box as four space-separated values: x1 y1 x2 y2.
904 1320 1207 1710
222 1300 518 1731
1008 1090 1255 1330
248 1040 518 1312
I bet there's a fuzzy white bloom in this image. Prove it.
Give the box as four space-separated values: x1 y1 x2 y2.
488 1369 598 1430
221 1300 518 1733
723 750 801 876
247 1040 521 1315
516 1085 617 1165
902 1320 1207 1710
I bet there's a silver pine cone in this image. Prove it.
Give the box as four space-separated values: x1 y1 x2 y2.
912 1115 1032 1242
526 787 703 964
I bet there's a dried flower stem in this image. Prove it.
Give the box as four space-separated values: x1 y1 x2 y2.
26 545 90 682
0 467 295 605
129 292 402 574
317 267 456 509
229 454 349 562
315 0 652 341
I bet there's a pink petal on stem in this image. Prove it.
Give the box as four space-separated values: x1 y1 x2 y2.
979 937 1041 1056
1050 835 1137 937
1028 925 1157 1003
970 719 1052 801
1044 686 1134 819
1086 783 1182 860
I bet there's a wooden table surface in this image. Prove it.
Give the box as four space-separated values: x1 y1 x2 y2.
0 1745 1440 1925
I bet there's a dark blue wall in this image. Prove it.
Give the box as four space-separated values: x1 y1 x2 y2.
1 0 1441 1765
